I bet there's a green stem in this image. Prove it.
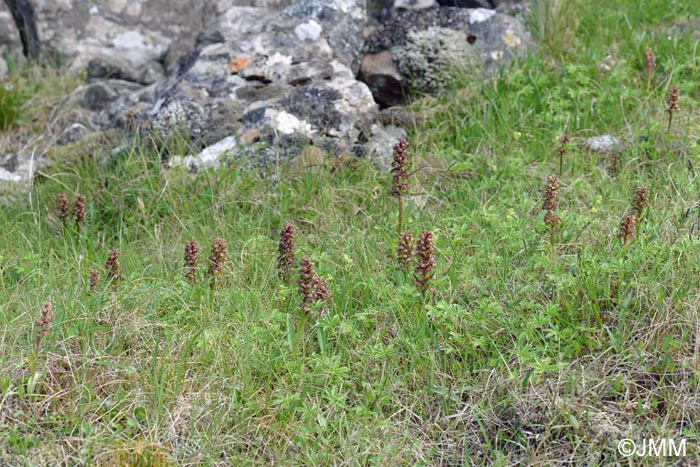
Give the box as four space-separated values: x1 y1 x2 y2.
398 197 404 240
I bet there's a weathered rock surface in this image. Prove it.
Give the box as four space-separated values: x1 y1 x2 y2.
0 0 534 189
0 2 25 77
362 6 534 106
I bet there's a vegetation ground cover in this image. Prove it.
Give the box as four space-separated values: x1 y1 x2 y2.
2 0 700 465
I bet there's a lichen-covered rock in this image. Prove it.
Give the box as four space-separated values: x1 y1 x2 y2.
143 0 377 163
362 6 534 104
0 152 49 206
0 2 25 78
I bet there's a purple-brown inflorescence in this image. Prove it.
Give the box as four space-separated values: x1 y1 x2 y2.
391 139 410 239
414 230 436 297
184 240 199 284
618 214 636 245
88 270 100 296
644 47 656 89
542 175 560 213
631 186 650 220
557 135 571 176
277 224 296 284
105 249 124 291
666 85 680 132
34 302 52 354
297 258 331 316
391 139 410 200
208 237 227 288
73 193 86 233
397 231 414 272
57 194 69 226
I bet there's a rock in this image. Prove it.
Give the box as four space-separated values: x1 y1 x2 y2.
0 2 25 77
143 0 377 166
169 135 238 172
360 51 407 107
365 124 407 170
0 152 49 205
585 135 622 155
436 0 495 7
56 122 90 145
362 6 534 104
394 0 438 10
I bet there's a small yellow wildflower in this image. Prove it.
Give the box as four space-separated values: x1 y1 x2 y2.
343 253 353 265
506 208 516 221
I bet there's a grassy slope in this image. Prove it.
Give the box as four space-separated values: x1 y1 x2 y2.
2 0 700 465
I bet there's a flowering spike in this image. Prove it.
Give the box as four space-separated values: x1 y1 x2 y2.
397 231 414 272
414 231 436 297
631 186 650 220
666 85 680 132
34 302 52 354
88 270 101 296
208 237 227 288
105 249 124 291
278 224 296 283
57 194 69 226
618 214 636 245
184 240 199 284
73 193 86 233
297 258 331 316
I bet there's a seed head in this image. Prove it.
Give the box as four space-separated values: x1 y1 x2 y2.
618 214 636 245
414 230 436 296
57 194 69 225
105 249 124 290
297 258 331 316
666 85 680 114
88 270 100 296
542 175 560 213
397 231 414 272
208 238 227 285
631 186 650 218
391 139 410 199
184 240 199 284
277 224 296 283
73 193 86 231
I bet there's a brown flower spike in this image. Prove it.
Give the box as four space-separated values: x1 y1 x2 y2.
618 214 636 245
557 135 570 177
631 186 650 220
57 194 69 226
414 230 436 297
397 231 414 272
88 270 100 296
297 258 331 316
644 47 655 89
35 302 52 354
208 237 227 288
666 85 680 132
278 224 296 283
184 241 199 284
542 175 560 213
391 139 410 238
73 193 86 233
105 249 124 291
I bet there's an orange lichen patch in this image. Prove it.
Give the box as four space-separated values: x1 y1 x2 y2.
227 57 251 73
503 30 522 48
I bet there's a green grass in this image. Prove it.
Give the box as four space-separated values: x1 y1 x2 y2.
2 0 700 465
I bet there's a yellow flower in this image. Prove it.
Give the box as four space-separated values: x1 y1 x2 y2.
343 253 353 265
506 208 516 221
595 195 602 205
513 131 522 141
591 207 598 214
